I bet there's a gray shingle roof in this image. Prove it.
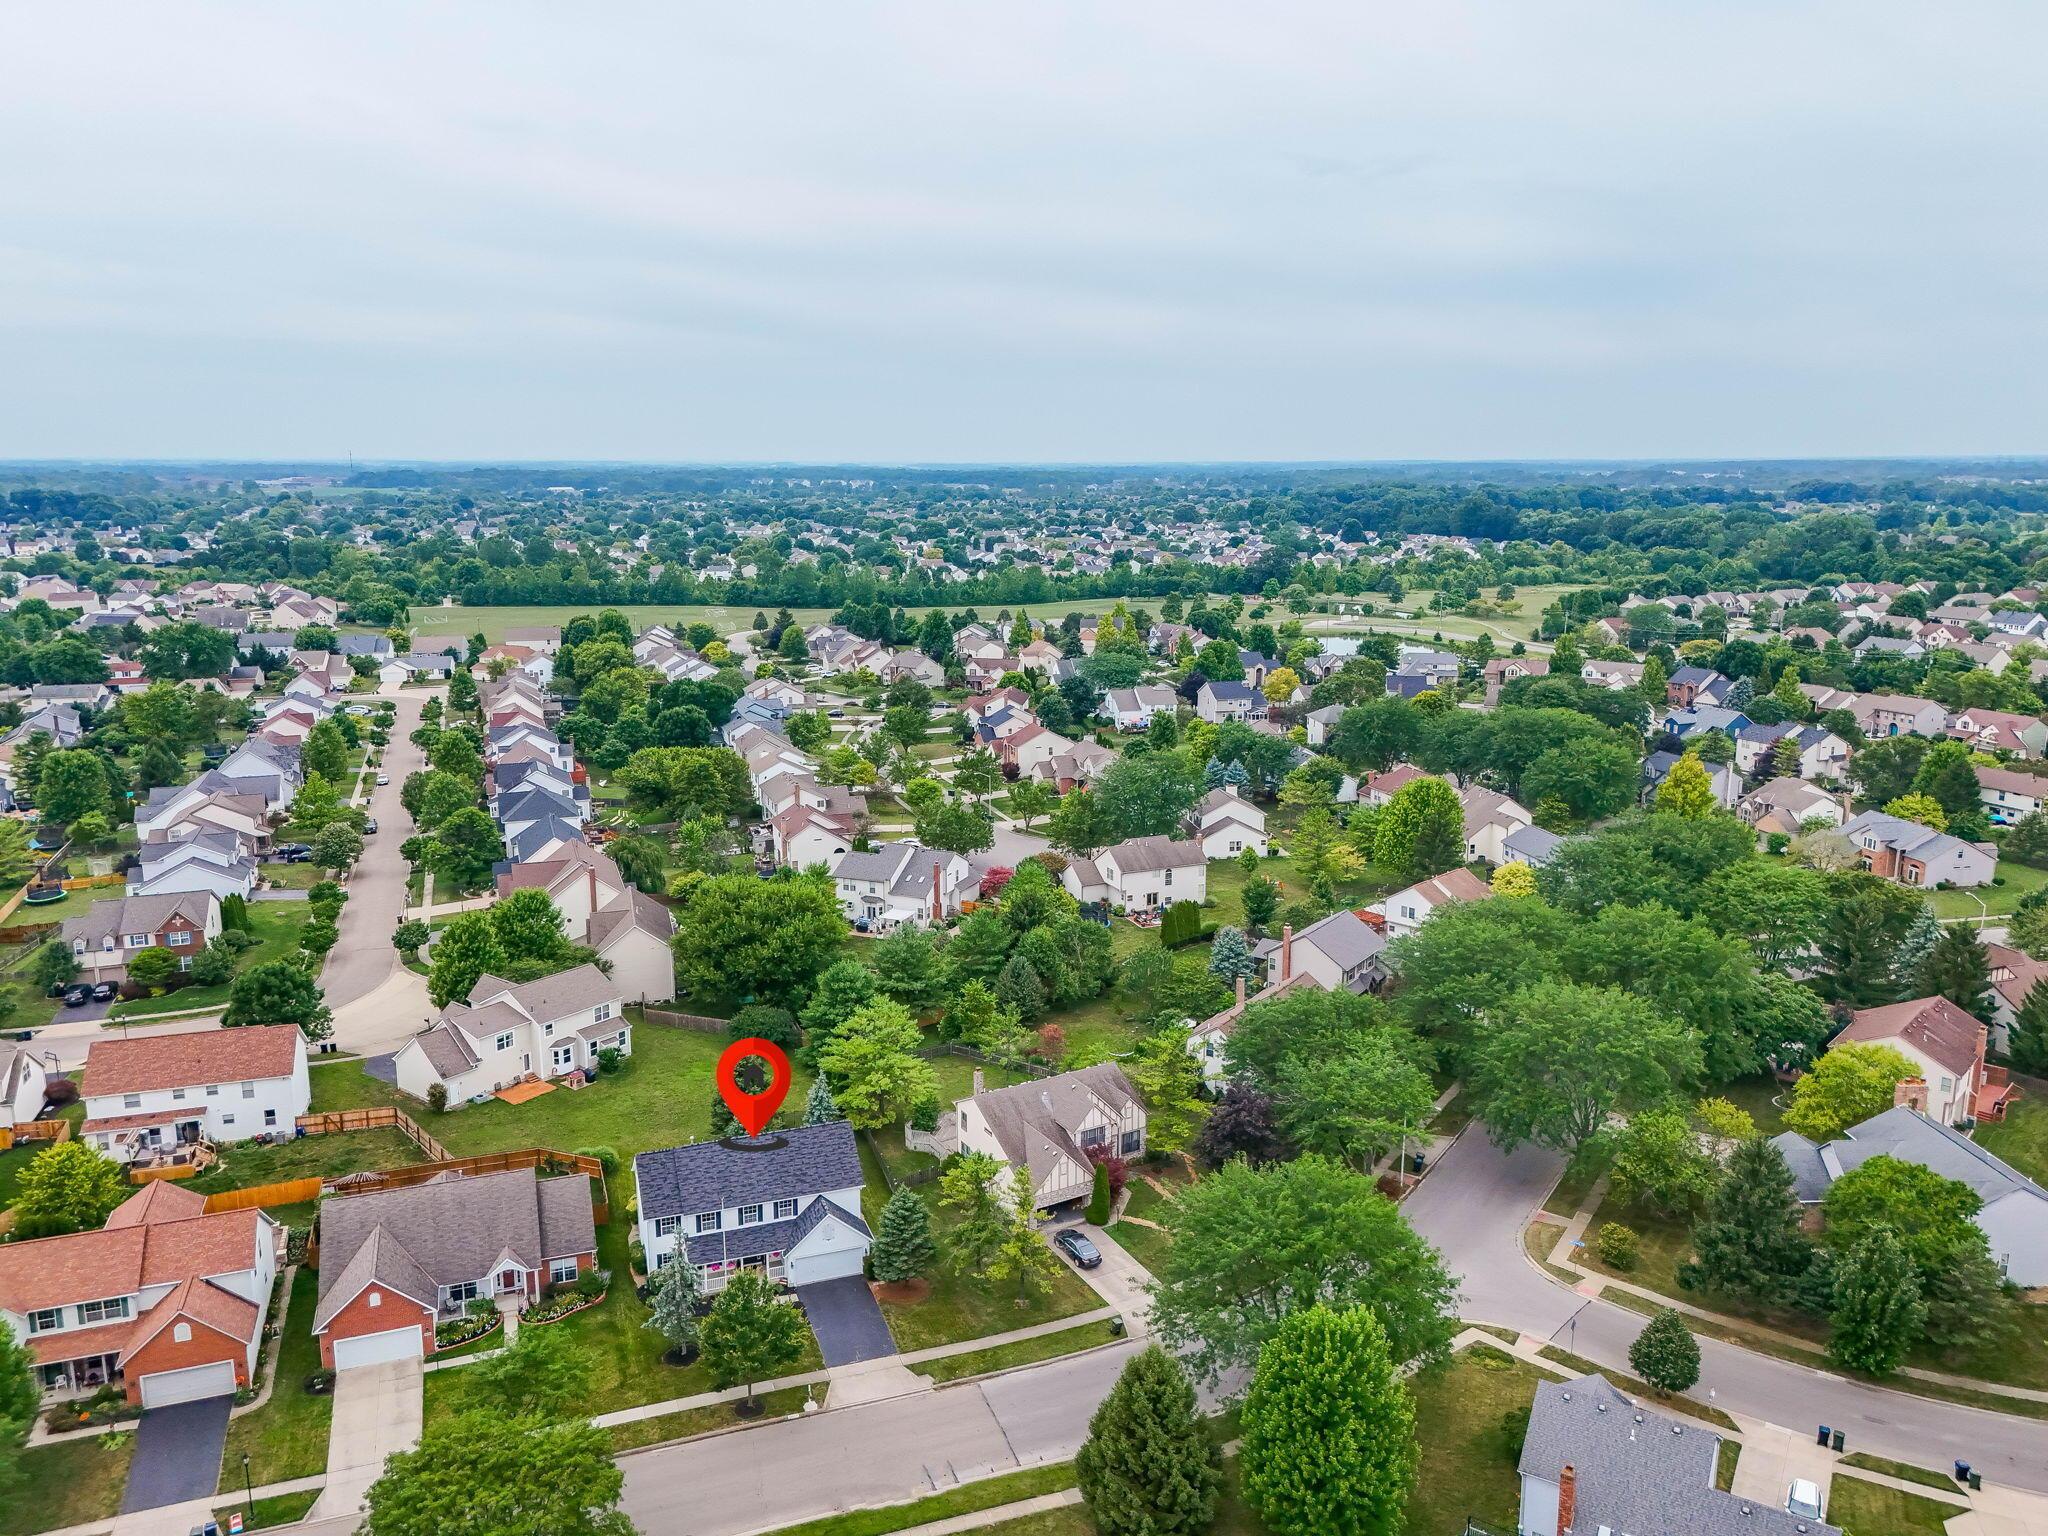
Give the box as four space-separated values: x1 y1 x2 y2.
1105 835 1204 874
634 1121 864 1222
1520 1374 1838 1536
967 1064 1139 1188
680 1195 870 1266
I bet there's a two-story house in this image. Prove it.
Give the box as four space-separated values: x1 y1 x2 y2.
955 1063 1146 1210
1372 867 1492 940
634 1120 870 1292
1949 707 2048 760
1977 764 2048 827
59 891 222 984
1249 910 1388 994
1189 786 1268 859
1195 680 1260 723
0 1180 280 1406
127 831 258 902
1061 836 1208 911
1105 686 1179 732
393 964 632 1104
1828 995 1993 1127
829 841 972 931
312 1168 598 1369
1852 692 1949 740
1839 808 1995 889
80 1026 310 1158
0 1038 55 1142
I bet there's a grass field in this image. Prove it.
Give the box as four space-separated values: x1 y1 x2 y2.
919 1319 1123 1383
1928 861 2048 919
222 1267 331 1487
186 1126 421 1196
1976 1095 2048 1185
0 1104 83 1206
1825 1475 1965 1536
309 1017 806 1162
1314 582 1586 647
1 1432 134 1536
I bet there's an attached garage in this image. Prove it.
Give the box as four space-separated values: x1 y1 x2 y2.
139 1360 236 1408
332 1327 424 1370
785 1245 864 1286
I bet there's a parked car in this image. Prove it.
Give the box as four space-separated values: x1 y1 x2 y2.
1053 1229 1102 1269
1787 1482 1823 1521
280 848 312 864
274 842 310 857
364 817 379 834
375 773 390 786
90 981 117 1003
61 984 92 1008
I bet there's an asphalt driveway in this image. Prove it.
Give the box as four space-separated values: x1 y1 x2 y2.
796 1276 896 1366
121 1396 232 1513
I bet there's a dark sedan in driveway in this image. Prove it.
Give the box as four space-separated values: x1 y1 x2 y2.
1053 1229 1102 1269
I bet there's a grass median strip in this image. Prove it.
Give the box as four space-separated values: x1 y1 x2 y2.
1838 1454 1961 1493
1535 1344 1739 1432
1826 1476 1966 1536
921 1320 1124 1384
211 1491 320 1532
609 1386 813 1453
750 1462 1084 1536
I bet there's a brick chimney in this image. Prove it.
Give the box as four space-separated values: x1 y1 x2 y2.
1976 1023 1990 1093
1280 923 1294 983
1894 1076 1928 1113
972 1067 985 1096
1235 975 1246 1005
1557 1464 1576 1536
932 860 944 923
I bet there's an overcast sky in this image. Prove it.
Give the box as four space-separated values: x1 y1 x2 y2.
2 2 2043 463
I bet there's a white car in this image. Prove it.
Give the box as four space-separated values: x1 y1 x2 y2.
375 773 390 786
1787 1480 1824 1520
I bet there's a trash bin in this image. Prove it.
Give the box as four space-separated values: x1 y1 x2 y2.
1818 1426 1832 1446
1955 1461 1972 1483
1970 1473 1983 1492
1830 1430 1844 1453
1108 1315 1125 1337
1409 1153 1425 1174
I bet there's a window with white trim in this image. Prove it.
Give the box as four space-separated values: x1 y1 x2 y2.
653 1216 680 1237
773 1198 798 1220
738 1203 762 1226
241 1082 255 1098
77 1297 130 1325
167 930 191 946
26 1308 60 1335
551 1260 579 1285
594 1002 614 1023
495 1033 515 1052
694 1211 721 1233
122 1094 141 1110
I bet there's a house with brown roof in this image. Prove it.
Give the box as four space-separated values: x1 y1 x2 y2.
80 1024 310 1159
1372 867 1492 939
493 844 676 1001
59 892 222 985
0 1179 280 1406
956 1063 1145 1209
392 964 631 1104
1976 764 2048 826
1830 995 2007 1126
313 1168 598 1369
1360 763 1426 806
1060 835 1207 911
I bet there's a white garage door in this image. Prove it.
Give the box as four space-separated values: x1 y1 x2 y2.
140 1359 236 1408
332 1327 423 1370
786 1247 864 1286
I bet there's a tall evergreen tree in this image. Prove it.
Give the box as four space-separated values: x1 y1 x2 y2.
2009 975 2048 1076
1680 1138 1813 1303
803 1077 844 1125
1828 1226 1925 1376
1075 1347 1221 1536
1240 1305 1416 1536
643 1261 702 1358
871 1188 938 1285
1207 925 1256 982
1913 924 1995 1022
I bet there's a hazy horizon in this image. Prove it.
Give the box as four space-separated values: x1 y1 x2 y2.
5 2 2044 462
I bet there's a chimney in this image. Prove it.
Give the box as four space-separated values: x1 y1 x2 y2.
933 860 944 923
1894 1076 1928 1114
1557 1465 1576 1536
972 1067 985 1097
1280 923 1294 983
1235 975 1246 1006
1976 1023 1990 1092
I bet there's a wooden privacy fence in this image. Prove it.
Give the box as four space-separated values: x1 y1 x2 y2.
295 1107 450 1163
203 1177 323 1213
0 1117 72 1151
640 1007 729 1034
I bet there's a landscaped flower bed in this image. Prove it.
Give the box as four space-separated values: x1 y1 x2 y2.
435 1313 502 1350
43 1389 141 1433
526 1271 610 1325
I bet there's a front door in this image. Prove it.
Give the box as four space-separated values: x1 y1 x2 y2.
497 1269 523 1295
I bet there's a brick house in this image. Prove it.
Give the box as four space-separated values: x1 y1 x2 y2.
59 891 222 984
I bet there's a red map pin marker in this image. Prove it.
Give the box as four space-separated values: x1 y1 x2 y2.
716 1037 792 1139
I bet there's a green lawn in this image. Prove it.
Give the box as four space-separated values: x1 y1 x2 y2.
423 1219 823 1428
10 883 123 925
0 1104 83 1207
1714 1075 1791 1137
222 1267 331 1488
259 860 326 890
1838 1454 1960 1494
1405 1345 1562 1536
1107 1174 1180 1275
1928 861 2048 918
1825 1475 1965 1536
1 1431 134 1536
1976 1095 2048 1186
311 1017 797 1162
607 1385 813 1452
212 1491 320 1533
107 900 313 1020
186 1127 421 1196
921 1320 1123 1383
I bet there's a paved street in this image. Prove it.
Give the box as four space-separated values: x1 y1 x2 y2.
321 688 436 1054
1403 1129 2048 1492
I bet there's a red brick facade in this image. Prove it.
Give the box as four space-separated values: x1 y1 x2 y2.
317 1284 435 1370
120 1317 248 1406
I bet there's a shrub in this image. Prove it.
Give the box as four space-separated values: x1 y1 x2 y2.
730 1004 801 1053
219 928 259 954
596 1046 626 1075
574 1267 608 1299
1596 1222 1640 1271
308 880 345 907
1160 900 1204 948
573 1145 621 1175
426 1083 449 1115
1036 1023 1067 1062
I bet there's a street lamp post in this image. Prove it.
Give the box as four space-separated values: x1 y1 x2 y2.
242 1450 254 1520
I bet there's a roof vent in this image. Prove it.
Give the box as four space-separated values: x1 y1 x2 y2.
1561 1391 1571 1402
1633 1414 1644 1424
1595 1403 1607 1414
1671 1425 1682 1435
1741 1507 1753 1517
